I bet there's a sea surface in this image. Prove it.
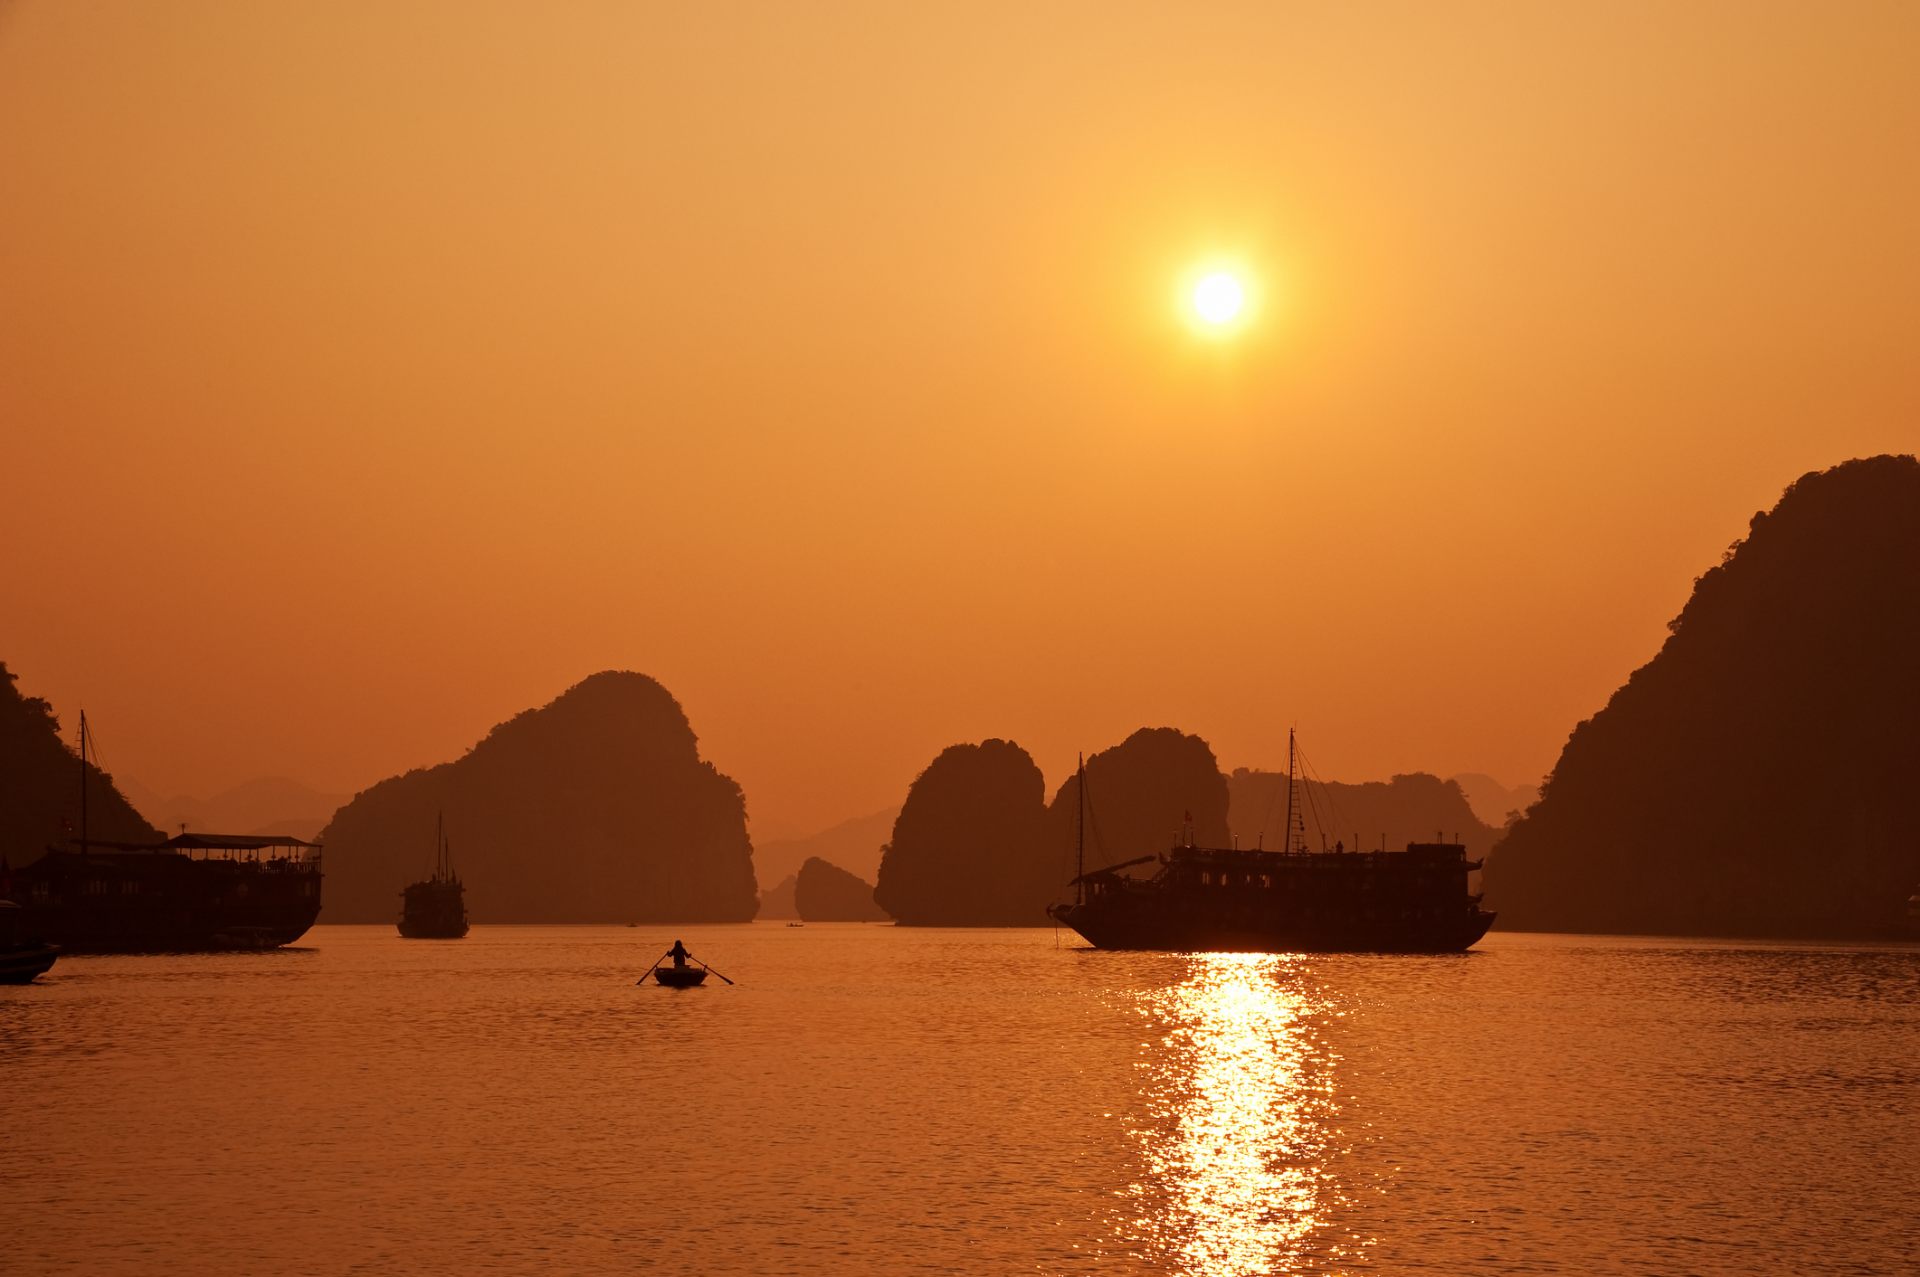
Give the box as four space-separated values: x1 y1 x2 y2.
4 926 1917 1276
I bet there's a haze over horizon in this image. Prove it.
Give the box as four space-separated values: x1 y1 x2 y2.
5 3 1916 837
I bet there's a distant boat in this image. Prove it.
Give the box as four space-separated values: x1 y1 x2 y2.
0 900 59 984
4 713 324 952
397 814 469 939
1048 730 1497 954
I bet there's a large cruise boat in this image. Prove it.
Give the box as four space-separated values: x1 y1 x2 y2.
2 713 323 951
9 833 324 951
1047 732 1496 953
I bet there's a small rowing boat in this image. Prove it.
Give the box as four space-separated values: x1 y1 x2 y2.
639 937 734 988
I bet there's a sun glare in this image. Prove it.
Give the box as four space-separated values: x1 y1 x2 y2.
1192 272 1245 326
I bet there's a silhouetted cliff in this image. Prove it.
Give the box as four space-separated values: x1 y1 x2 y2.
874 728 1234 926
1 662 161 864
1228 770 1499 861
319 672 757 922
794 857 889 922
1486 455 1920 938
873 739 1051 925
1049 728 1231 877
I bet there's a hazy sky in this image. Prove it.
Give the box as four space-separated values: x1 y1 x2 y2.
4 2 1916 838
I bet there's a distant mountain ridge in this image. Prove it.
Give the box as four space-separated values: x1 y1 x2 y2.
1486 455 1920 938
119 775 349 842
1227 770 1501 862
1449 773 1539 829
753 807 896 892
319 671 757 923
758 874 800 919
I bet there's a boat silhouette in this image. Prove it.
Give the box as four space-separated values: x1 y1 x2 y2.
397 813 468 939
1048 731 1496 953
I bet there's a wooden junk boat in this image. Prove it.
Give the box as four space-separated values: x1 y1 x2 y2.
397 814 469 939
1047 731 1496 954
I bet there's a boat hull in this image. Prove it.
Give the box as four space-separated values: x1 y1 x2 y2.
1050 900 1496 954
0 943 60 984
1051 840 1498 955
397 920 470 939
398 878 468 939
652 967 708 987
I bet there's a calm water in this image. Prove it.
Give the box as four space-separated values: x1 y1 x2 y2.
4 926 1917 1276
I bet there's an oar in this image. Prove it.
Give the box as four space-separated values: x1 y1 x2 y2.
695 958 736 986
637 946 674 985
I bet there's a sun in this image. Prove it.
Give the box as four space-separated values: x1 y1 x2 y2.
1192 271 1246 326
1178 262 1259 338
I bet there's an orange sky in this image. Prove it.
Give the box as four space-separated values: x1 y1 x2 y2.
3 3 1916 838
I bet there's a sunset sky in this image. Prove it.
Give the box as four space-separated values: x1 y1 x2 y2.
4 3 1916 839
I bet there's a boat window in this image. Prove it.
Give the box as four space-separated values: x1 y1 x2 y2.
1199 871 1211 886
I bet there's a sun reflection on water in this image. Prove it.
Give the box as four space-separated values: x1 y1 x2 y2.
1126 954 1356 1275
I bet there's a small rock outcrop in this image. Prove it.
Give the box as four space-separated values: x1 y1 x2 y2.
794 857 888 921
320 671 757 922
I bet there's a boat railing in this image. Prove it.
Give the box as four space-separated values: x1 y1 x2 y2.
176 845 324 868
75 836 324 868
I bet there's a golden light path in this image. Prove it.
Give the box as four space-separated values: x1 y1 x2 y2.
1126 954 1354 1276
